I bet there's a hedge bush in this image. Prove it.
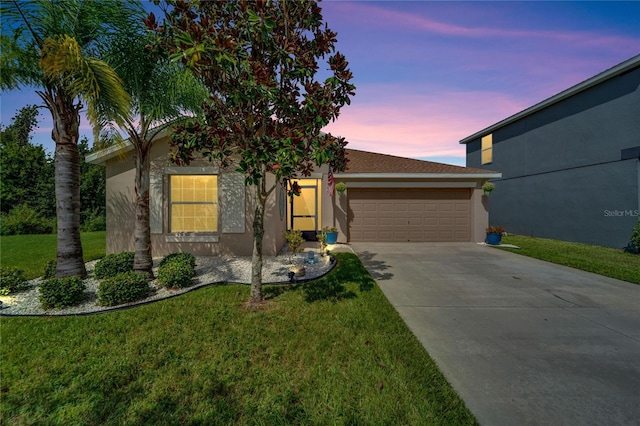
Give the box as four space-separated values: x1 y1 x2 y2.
0 204 55 235
630 220 640 251
159 252 196 269
39 277 86 309
80 212 106 232
157 260 195 289
94 252 134 279
43 260 56 280
97 271 150 307
0 267 30 296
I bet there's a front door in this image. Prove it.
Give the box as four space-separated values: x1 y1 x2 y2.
290 179 321 241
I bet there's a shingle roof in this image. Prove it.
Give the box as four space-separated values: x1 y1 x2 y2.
344 149 495 174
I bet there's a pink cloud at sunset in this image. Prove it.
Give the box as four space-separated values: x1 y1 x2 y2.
324 84 526 160
1 1 639 167
330 1 637 53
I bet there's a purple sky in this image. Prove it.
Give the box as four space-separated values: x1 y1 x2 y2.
2 1 639 166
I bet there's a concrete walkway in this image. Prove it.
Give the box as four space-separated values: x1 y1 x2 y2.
349 242 640 426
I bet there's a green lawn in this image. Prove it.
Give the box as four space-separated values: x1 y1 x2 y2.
501 234 640 284
0 253 477 425
0 231 106 279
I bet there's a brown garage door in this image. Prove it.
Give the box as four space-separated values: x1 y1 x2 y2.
349 188 471 242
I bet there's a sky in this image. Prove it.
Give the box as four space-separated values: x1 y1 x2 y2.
1 1 639 166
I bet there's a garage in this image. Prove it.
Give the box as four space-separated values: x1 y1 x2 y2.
348 188 472 242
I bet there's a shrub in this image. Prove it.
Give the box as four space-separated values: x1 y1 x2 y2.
0 267 30 295
94 252 134 279
283 229 304 254
0 204 55 235
159 252 196 269
39 277 86 309
43 260 56 280
630 220 640 251
158 258 195 289
97 271 151 306
80 212 106 232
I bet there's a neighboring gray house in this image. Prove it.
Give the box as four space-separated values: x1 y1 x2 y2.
461 54 640 249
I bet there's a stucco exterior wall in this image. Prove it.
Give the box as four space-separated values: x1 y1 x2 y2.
471 187 490 243
466 64 640 248
104 138 286 257
105 155 136 254
333 182 349 243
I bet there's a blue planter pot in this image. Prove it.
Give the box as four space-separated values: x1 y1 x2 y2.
486 232 502 245
325 232 338 245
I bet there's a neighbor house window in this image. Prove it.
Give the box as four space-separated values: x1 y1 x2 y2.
481 134 493 165
170 175 218 232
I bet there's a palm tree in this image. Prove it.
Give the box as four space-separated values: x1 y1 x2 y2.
101 26 207 276
0 0 143 277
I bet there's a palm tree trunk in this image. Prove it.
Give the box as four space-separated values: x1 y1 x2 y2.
51 96 86 278
250 183 267 304
134 144 153 276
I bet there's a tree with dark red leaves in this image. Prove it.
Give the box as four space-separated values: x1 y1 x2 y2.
149 0 355 304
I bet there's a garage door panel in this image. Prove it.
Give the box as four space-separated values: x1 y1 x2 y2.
439 230 454 239
378 217 394 226
392 230 408 240
349 188 471 242
377 230 394 240
363 218 378 226
455 230 469 239
423 230 439 240
408 217 423 226
455 217 470 226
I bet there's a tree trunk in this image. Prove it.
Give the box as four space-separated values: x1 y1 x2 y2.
51 95 86 278
250 185 267 304
133 144 154 276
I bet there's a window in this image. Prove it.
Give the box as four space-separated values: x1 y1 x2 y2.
481 134 493 165
170 175 218 232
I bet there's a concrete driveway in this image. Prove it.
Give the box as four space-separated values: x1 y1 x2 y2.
349 242 640 426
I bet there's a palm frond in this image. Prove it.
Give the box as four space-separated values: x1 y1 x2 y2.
0 33 38 90
100 30 207 136
40 34 132 130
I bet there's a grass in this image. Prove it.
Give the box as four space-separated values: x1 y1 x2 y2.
0 253 477 425
501 234 640 284
0 232 106 279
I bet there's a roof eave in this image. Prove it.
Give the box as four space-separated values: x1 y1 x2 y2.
459 54 640 144
86 140 134 165
335 172 502 179
85 126 173 165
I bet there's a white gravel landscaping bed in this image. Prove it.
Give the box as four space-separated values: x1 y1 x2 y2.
0 252 335 316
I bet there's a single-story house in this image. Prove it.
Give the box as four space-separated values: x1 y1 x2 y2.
460 54 640 249
88 136 501 256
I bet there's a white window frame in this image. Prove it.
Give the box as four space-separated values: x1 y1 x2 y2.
165 166 219 243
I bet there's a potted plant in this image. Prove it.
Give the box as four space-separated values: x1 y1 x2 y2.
320 226 338 245
485 226 505 245
335 182 347 196
482 182 495 196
